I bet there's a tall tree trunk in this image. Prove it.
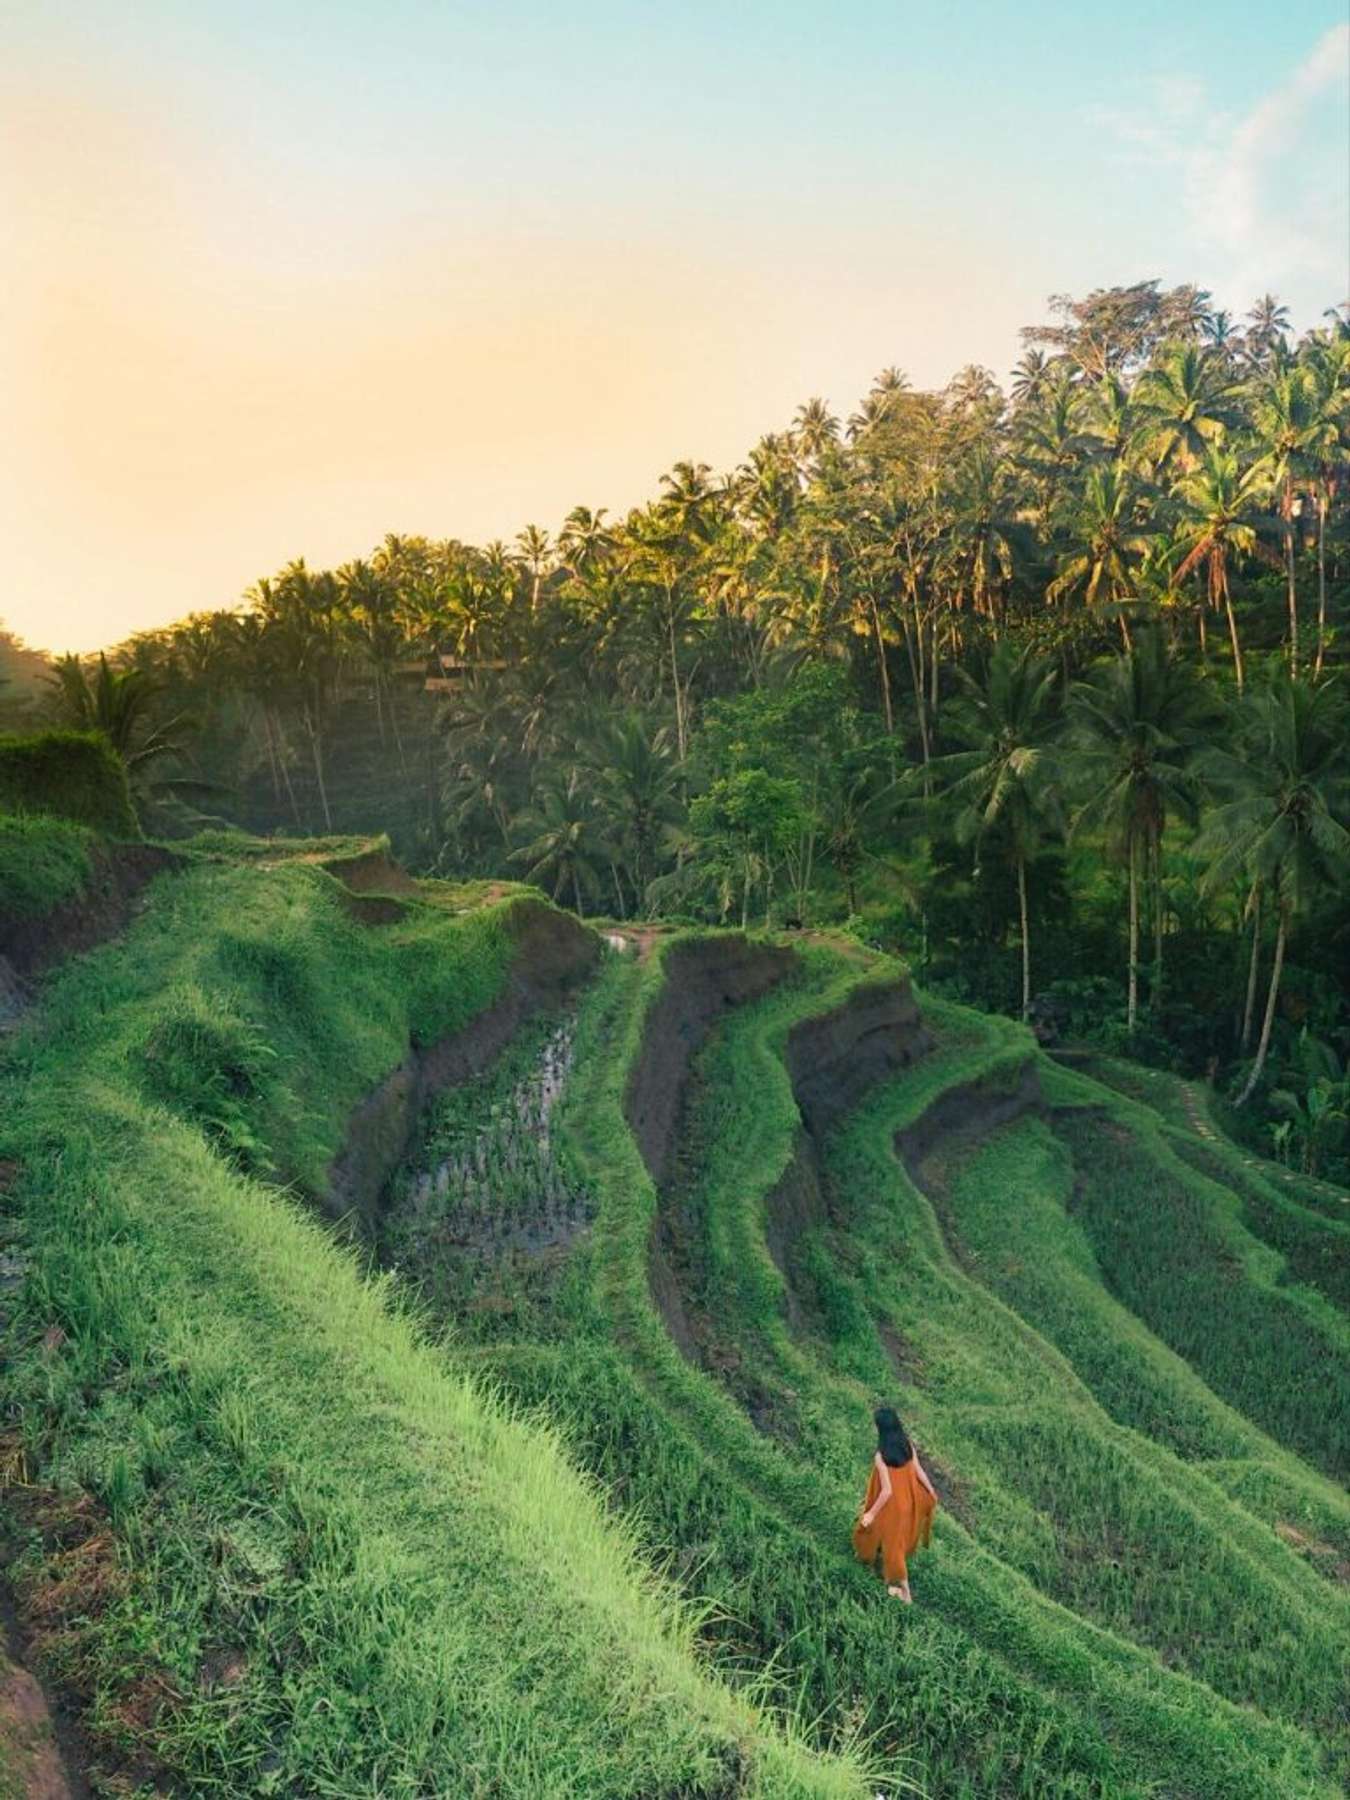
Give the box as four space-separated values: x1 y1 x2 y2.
610 859 626 919
928 612 940 721
1284 482 1299 675
1151 831 1164 1006
870 598 894 735
902 608 931 790
306 707 333 831
274 717 303 830
666 593 687 762
1126 837 1140 1037
572 866 585 919
1017 854 1031 1023
1314 487 1328 679
1237 910 1286 1105
262 707 282 800
1241 882 1261 1050
1220 565 1245 694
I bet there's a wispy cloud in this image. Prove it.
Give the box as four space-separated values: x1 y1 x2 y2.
1088 23 1349 310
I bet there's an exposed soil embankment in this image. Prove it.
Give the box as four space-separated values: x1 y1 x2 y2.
0 1580 89 1800
0 845 179 984
632 942 931 1362
626 936 796 1187
786 979 932 1142
326 902 597 1234
897 1057 1042 1176
627 936 795 1363
321 846 418 896
764 980 933 1328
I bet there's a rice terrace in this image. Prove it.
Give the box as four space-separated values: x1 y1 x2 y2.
3 3 1350 1795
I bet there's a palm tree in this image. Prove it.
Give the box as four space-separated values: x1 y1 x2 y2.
1010 349 1053 406
1047 465 1153 642
792 398 840 469
577 710 681 913
1079 373 1139 466
1132 342 1232 478
508 771 607 916
1069 632 1220 1033
1170 446 1271 691
1014 376 1083 526
45 654 198 821
1196 678 1349 1104
515 525 553 616
557 506 614 579
338 559 408 760
1252 367 1331 674
1300 334 1350 676
1244 294 1292 370
923 641 1062 1020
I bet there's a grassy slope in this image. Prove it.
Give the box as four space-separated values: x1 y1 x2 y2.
0 812 94 922
463 945 1343 1798
0 856 871 1797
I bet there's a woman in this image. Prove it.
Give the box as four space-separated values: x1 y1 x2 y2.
851 1406 937 1602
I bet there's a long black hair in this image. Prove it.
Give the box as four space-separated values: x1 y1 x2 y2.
874 1406 912 1467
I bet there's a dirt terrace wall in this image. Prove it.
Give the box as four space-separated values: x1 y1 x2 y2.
896 1056 1042 1174
630 939 931 1360
0 846 180 1023
625 935 796 1189
325 901 597 1234
786 978 932 1141
765 978 933 1323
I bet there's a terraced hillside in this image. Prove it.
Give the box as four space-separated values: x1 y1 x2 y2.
2 838 1347 1796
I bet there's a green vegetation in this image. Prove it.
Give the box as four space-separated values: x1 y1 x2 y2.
0 813 94 922
2 274 1348 1796
0 857 876 1797
12 283 1348 1179
0 730 138 837
393 936 1347 1796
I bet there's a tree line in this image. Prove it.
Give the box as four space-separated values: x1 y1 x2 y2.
4 280 1348 1171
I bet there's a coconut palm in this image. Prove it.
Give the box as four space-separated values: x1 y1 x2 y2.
45 651 206 827
1132 342 1233 478
1244 294 1292 370
1047 465 1153 639
1014 376 1084 525
338 559 409 758
508 771 607 916
557 506 614 579
792 398 840 469
1300 334 1350 675
576 710 682 913
1170 446 1271 691
1195 676 1350 1103
515 525 553 615
922 641 1063 1020
1069 631 1220 1033
1252 367 1334 674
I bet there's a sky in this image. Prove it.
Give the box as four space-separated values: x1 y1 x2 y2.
2 1 1348 654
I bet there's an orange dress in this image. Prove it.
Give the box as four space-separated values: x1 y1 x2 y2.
852 1454 936 1586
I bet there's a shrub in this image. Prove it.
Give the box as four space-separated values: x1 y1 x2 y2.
0 729 138 837
0 811 94 921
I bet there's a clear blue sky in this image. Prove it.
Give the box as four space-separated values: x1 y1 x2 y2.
3 1 1347 649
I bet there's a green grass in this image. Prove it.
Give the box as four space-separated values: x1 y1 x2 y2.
0 730 138 837
0 812 95 922
437 948 1344 1797
1044 1062 1350 1481
0 865 872 1797
176 828 384 861
7 847 1348 1797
